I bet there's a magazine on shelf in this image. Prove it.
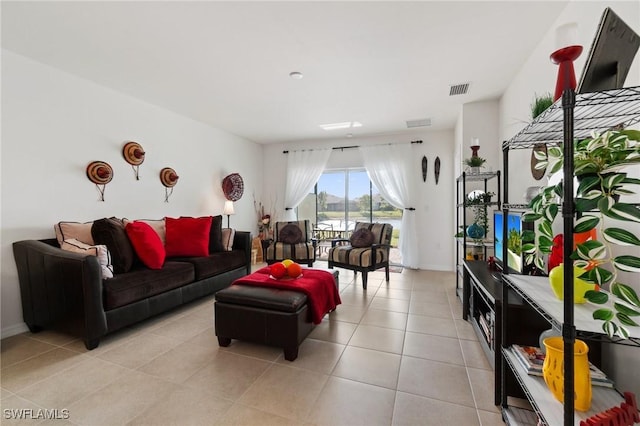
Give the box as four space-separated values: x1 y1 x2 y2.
510 345 614 388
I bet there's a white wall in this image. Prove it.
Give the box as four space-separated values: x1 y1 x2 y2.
1 50 264 337
262 129 455 271
498 1 640 397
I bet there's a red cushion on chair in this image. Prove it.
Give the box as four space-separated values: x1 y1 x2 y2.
165 216 212 257
125 221 165 269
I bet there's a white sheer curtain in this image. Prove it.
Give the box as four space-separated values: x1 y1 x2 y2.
359 143 418 269
283 148 332 221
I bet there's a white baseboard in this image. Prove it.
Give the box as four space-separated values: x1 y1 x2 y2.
1 322 29 339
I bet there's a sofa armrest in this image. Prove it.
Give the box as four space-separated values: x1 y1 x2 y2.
233 231 252 275
12 240 108 344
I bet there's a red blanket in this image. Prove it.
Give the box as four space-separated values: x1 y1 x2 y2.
232 267 341 324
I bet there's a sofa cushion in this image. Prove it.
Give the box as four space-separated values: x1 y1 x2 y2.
165 216 212 257
103 261 195 310
174 250 247 280
221 228 235 251
125 221 166 269
126 219 166 245
54 221 94 246
279 224 303 244
92 218 136 274
60 238 114 279
208 215 225 253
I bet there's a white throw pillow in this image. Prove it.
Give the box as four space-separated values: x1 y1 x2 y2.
61 238 114 279
54 221 94 246
221 228 235 251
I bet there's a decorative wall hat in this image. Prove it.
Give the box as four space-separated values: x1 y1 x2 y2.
86 161 113 201
122 141 145 180
222 173 244 201
160 167 179 202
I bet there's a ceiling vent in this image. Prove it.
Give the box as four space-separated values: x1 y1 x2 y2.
449 83 470 96
406 118 431 128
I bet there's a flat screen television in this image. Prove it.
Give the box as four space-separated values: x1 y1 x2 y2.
493 211 533 274
577 7 640 94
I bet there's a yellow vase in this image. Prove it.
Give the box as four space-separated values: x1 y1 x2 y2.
542 336 592 411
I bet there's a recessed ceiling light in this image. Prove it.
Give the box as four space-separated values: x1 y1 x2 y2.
289 71 303 80
319 121 362 131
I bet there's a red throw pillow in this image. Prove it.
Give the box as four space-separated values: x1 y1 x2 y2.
165 216 212 257
125 221 165 269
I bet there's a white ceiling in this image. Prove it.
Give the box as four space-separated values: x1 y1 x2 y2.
1 1 569 144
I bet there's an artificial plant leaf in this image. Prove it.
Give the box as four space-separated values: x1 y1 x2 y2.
574 259 589 269
585 290 608 304
538 235 553 253
616 313 639 327
543 204 558 222
611 283 640 307
608 203 640 223
616 325 630 339
613 255 640 273
522 212 541 223
593 308 615 321
621 177 640 186
577 175 600 195
602 321 617 338
575 197 600 213
598 197 614 214
603 228 640 247
574 215 599 233
521 230 535 243
522 243 536 254
576 240 606 260
534 161 548 170
614 302 640 317
620 129 640 140
534 256 545 271
583 267 613 286
603 173 626 190
553 183 563 198
538 221 553 240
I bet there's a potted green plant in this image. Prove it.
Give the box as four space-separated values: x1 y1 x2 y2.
523 129 640 338
465 156 487 174
531 93 553 119
465 191 495 242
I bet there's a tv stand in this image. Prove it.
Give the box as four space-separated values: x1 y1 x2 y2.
462 260 548 405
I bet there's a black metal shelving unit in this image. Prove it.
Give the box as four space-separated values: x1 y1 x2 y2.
499 86 640 426
455 170 501 300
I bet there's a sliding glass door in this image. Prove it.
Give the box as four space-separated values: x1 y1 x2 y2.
299 168 401 264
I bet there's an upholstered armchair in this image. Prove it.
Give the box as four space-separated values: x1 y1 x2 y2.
328 222 393 289
265 220 316 266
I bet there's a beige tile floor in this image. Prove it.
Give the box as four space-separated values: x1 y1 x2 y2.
1 264 505 425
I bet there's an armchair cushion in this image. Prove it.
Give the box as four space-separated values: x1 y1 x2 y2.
275 220 311 243
279 224 303 244
328 246 389 267
350 228 375 248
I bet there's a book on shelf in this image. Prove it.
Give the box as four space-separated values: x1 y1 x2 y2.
476 313 492 345
509 345 615 388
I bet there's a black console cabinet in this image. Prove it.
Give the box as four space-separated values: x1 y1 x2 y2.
463 260 548 405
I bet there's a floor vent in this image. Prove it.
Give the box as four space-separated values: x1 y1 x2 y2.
449 83 470 96
406 118 431 128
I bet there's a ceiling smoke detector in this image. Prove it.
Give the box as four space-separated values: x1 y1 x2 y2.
449 83 470 96
406 118 431 128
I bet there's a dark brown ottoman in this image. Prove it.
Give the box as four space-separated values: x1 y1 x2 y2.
214 269 338 361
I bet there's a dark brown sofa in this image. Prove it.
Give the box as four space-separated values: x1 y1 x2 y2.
12 231 251 350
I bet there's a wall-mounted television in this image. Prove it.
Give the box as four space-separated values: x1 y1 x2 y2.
493 211 533 274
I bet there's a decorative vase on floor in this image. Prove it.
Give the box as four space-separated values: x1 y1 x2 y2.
542 336 592 412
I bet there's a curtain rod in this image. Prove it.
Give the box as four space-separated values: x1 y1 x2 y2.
282 140 422 154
